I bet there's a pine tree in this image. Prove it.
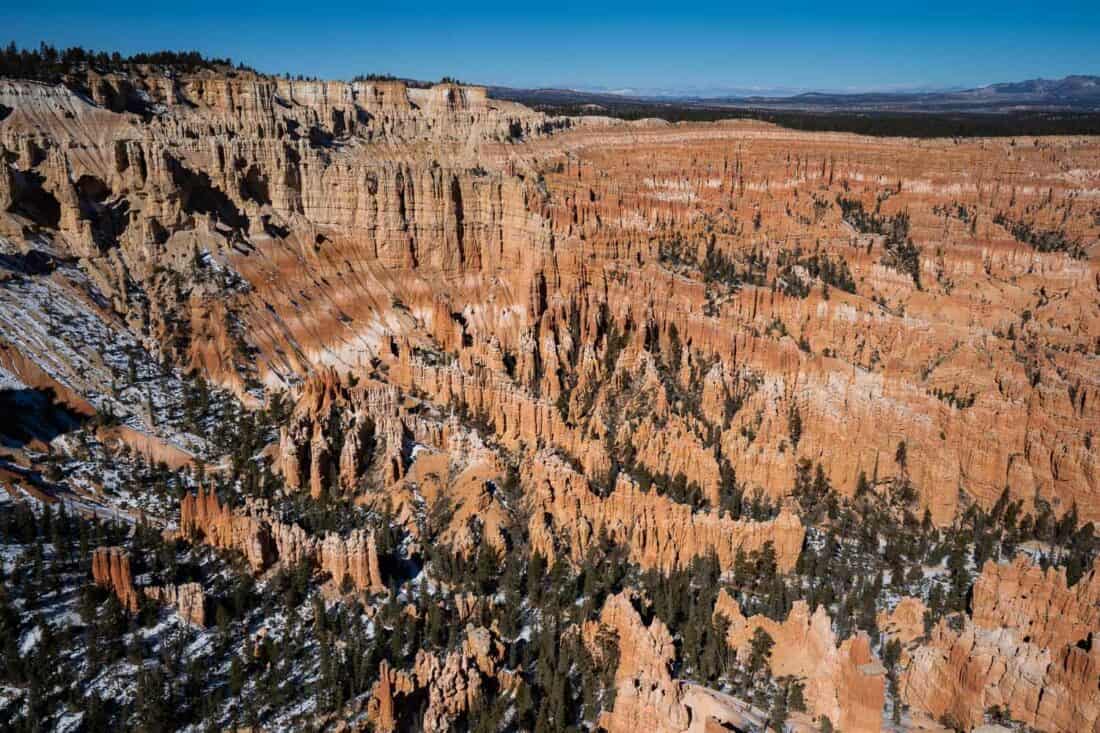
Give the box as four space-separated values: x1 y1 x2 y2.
787 404 802 447
229 655 244 696
769 684 789 731
855 469 870 497
749 627 775 676
787 679 806 712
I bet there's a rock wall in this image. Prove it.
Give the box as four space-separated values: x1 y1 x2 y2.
318 529 384 593
91 546 206 625
592 591 690 733
971 556 1100 649
714 592 885 732
525 451 805 573
899 557 1100 732
180 486 386 592
91 546 140 612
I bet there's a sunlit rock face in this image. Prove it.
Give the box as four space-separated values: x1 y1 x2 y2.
3 62 1100 732
898 557 1100 733
715 593 886 732
4 70 1098 527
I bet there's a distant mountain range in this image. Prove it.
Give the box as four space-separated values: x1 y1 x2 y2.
490 75 1100 114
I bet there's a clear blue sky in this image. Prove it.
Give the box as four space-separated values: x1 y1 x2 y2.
4 1 1099 93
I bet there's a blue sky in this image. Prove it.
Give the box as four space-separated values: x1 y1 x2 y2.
4 1 1099 94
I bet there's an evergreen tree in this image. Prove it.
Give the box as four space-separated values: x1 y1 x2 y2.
769 683 789 731
749 627 775 676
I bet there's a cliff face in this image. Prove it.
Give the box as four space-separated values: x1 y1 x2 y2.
4 67 1098 528
180 486 386 592
91 546 140 612
898 557 1100 732
4 62 1100 733
525 451 804 573
715 592 886 733
91 546 206 625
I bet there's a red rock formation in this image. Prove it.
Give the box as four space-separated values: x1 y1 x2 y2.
94 425 196 470
525 451 805 573
0 149 12 211
371 659 399 733
593 591 690 733
971 556 1100 649
180 487 385 592
6 63 1100 733
3 67 1099 529
319 529 385 594
900 557 1100 732
0 337 96 419
590 591 768 733
877 596 927 645
92 547 206 626
414 646 484 732
144 583 207 627
91 546 140 612
180 487 274 570
715 592 885 732
278 369 405 498
367 625 506 733
173 583 206 627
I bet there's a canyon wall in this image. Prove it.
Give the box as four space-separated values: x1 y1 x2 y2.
4 68 1098 530
91 545 207 625
715 592 885 733
180 487 386 592
4 62 1100 733
899 557 1100 732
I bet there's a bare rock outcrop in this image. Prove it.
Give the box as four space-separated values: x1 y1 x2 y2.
525 452 804 573
715 592 886 732
590 591 769 733
0 153 13 212
367 625 506 733
144 582 207 627
91 546 140 612
318 529 385 594
92 546 206 625
593 591 690 733
900 557 1100 732
971 555 1100 649
877 596 927 645
278 370 407 498
180 487 385 592
180 487 274 570
369 659 401 733
3 67 1098 532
